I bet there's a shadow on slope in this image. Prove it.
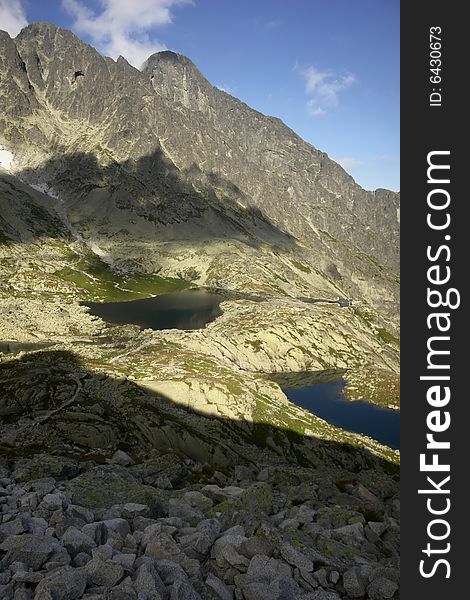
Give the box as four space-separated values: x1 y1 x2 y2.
4 147 298 251
0 350 399 482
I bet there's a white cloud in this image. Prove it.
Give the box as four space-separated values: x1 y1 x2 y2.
0 0 28 36
334 157 364 170
62 0 192 68
301 65 355 116
265 18 282 29
306 101 325 117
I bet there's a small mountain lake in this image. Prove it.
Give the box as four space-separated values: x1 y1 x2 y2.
272 372 400 449
83 288 261 331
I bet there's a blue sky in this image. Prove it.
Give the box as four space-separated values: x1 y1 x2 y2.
1 0 399 191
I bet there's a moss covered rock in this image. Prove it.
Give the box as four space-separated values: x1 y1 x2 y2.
65 465 169 510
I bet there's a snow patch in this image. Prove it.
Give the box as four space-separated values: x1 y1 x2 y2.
30 182 59 199
87 240 116 270
0 145 14 171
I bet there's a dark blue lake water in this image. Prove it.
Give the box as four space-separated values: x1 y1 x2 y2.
282 377 400 449
84 288 226 330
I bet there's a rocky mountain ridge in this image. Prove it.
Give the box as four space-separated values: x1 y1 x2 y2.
0 22 399 321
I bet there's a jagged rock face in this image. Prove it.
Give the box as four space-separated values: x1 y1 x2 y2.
144 50 399 271
0 23 399 322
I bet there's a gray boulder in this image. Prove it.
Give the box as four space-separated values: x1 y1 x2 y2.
62 527 96 556
134 562 166 598
289 504 317 524
40 492 68 511
305 590 341 600
168 498 205 525
201 486 244 503
145 528 185 564
66 504 95 524
104 518 131 540
211 527 247 568
92 543 114 561
342 567 366 598
192 519 221 556
313 569 329 588
183 491 213 512
239 536 274 559
154 559 188 586
82 521 107 546
242 581 272 600
0 518 27 539
112 552 136 571
29 479 56 499
243 576 299 600
205 572 233 600
110 450 134 466
122 503 150 519
72 552 92 567
34 565 86 600
23 517 48 536
331 523 365 545
245 554 291 584
0 534 64 570
212 539 249 571
170 578 202 600
84 557 124 587
280 542 314 572
109 576 138 600
368 521 388 537
367 577 399 600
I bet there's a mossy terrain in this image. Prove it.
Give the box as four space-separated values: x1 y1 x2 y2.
0 345 399 468
377 328 400 346
344 367 400 410
354 307 399 348
66 465 168 509
0 232 400 469
54 246 189 301
291 259 312 274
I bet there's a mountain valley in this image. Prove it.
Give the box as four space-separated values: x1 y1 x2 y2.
0 23 400 600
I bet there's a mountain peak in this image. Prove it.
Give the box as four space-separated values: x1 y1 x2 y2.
15 21 74 43
142 49 206 83
145 50 195 67
17 21 59 34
